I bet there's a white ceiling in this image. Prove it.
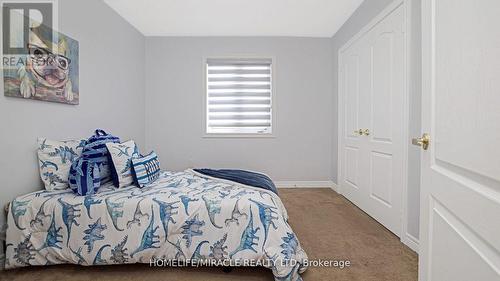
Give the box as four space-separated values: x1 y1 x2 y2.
104 0 364 37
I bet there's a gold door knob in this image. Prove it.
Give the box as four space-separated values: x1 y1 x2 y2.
412 133 430 150
362 129 370 136
354 129 363 136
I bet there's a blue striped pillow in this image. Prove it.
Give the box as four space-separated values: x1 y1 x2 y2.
132 151 160 187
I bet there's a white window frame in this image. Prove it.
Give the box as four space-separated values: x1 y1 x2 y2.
203 56 276 138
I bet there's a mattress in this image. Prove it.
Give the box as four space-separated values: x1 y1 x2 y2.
5 169 308 281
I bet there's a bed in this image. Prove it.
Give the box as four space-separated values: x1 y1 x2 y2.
5 169 308 281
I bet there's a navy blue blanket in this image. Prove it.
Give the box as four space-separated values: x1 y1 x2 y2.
194 169 278 195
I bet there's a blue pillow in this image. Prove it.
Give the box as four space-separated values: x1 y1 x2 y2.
132 151 160 187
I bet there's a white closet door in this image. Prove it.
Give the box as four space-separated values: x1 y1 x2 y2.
339 3 405 236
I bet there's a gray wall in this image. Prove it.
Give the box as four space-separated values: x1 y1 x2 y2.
0 0 421 247
145 37 333 181
0 0 145 228
331 0 421 240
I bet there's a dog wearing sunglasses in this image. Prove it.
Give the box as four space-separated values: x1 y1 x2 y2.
18 27 74 102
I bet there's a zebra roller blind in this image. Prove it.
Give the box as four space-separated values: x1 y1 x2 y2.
206 58 273 134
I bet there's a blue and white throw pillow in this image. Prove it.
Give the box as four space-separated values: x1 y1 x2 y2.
37 138 86 190
106 140 140 188
132 151 161 187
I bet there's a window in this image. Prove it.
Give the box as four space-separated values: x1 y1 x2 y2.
206 58 273 135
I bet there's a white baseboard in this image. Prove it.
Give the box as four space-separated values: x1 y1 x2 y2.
331 182 339 192
401 232 419 253
275 180 337 190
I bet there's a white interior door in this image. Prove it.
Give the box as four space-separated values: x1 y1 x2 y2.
419 0 500 280
339 3 406 236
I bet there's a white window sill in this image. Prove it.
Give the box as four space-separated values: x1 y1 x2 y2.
202 133 276 139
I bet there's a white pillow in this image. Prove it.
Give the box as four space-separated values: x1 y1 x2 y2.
106 140 140 188
37 138 86 190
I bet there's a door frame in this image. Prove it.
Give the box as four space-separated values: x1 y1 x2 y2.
337 0 417 252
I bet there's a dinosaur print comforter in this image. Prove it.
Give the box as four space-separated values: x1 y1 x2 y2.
5 169 308 281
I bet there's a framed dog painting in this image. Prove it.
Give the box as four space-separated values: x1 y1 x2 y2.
3 24 79 105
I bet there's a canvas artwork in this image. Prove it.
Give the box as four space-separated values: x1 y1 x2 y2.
3 24 79 105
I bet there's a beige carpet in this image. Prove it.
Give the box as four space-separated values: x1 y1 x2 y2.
1 189 417 281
